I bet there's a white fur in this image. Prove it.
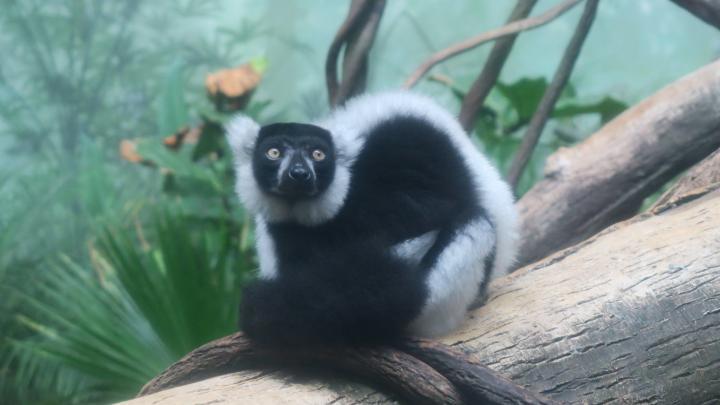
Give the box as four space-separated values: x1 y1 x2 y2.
254 218 278 280
391 231 439 267
319 91 518 337
408 219 496 336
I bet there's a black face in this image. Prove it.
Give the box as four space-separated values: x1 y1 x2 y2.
252 123 336 201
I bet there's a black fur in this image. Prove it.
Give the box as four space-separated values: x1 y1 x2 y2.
253 123 336 200
241 115 488 345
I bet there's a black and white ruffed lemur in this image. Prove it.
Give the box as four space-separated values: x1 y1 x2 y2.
226 91 518 345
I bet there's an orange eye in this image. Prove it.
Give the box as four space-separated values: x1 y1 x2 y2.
266 148 281 160
312 149 326 161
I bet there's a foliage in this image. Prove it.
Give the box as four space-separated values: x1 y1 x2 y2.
0 3 264 400
0 43 264 402
0 149 156 404
439 76 627 195
4 210 253 403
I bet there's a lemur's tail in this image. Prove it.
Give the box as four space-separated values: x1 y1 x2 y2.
240 249 428 345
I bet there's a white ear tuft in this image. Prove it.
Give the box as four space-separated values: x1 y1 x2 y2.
225 114 260 161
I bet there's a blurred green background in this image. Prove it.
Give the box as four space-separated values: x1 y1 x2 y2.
0 0 716 403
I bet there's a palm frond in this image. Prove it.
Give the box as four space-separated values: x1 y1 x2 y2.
4 211 253 402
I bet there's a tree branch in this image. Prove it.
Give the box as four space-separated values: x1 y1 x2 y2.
650 146 720 213
127 189 720 404
515 59 720 268
403 0 583 89
506 0 599 189
671 0 720 30
459 0 538 131
326 0 371 106
325 0 386 107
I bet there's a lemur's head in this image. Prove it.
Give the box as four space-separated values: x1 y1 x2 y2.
226 116 351 226
252 123 335 200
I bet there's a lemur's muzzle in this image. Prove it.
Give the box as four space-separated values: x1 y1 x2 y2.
288 165 311 182
278 155 316 198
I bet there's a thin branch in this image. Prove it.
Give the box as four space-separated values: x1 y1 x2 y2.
325 0 386 107
325 0 370 105
671 0 720 30
458 0 538 131
335 0 386 105
403 0 583 89
506 0 600 189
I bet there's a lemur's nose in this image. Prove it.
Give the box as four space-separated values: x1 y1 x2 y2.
289 166 311 181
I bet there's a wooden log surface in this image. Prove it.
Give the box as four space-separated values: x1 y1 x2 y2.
651 147 720 212
123 188 720 404
515 60 720 267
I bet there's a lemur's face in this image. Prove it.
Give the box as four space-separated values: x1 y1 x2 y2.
252 123 336 201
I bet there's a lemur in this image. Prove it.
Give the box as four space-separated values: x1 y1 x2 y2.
226 91 518 345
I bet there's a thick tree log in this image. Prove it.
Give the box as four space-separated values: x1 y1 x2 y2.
515 60 720 267
123 189 720 404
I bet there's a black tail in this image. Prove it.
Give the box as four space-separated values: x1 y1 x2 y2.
240 248 428 346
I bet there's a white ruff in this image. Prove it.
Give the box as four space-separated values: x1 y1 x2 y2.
254 217 278 280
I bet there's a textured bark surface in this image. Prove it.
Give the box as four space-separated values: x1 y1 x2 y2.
515 60 720 267
123 190 720 404
448 190 720 404
651 147 720 212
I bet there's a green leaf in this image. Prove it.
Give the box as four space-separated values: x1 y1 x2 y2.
554 96 628 124
6 211 254 402
191 119 226 161
135 139 224 193
156 63 190 136
249 56 269 75
496 77 549 123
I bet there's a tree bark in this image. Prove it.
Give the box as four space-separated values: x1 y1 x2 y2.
122 189 720 404
325 0 386 107
650 147 720 212
506 0 600 189
515 59 720 268
671 0 720 29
